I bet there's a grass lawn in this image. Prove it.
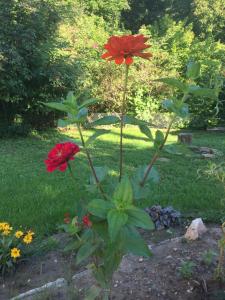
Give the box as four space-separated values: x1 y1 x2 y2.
0 127 224 236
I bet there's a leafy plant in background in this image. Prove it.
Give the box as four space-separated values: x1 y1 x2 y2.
43 35 215 299
0 222 34 276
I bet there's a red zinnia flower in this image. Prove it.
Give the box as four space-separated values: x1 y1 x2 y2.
45 142 80 172
82 215 92 228
101 34 152 65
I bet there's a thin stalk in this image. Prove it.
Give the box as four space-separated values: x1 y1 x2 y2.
140 92 189 187
77 124 107 200
140 118 174 187
68 163 77 183
119 64 129 182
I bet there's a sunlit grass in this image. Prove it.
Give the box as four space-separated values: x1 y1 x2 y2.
0 127 224 236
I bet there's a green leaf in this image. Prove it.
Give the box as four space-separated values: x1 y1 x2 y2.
164 144 183 155
103 243 123 279
113 177 133 207
57 119 71 127
122 226 152 257
88 199 114 219
132 165 159 200
92 221 109 240
126 206 154 230
107 209 128 241
42 102 70 113
156 78 188 92
65 91 78 107
77 107 88 122
186 61 200 79
76 241 98 265
124 115 150 126
154 130 164 149
187 86 216 98
89 116 120 127
86 129 110 146
133 165 160 184
84 285 101 300
79 98 98 109
162 99 189 118
89 166 108 185
139 125 153 140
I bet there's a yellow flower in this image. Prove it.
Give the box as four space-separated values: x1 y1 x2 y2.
11 248 21 259
0 222 12 232
15 231 24 238
27 230 35 236
2 230 11 236
23 234 33 244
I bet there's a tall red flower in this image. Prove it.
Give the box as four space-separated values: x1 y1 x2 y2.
45 142 80 172
101 34 152 65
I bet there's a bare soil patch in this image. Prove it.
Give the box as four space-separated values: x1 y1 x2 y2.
0 225 224 300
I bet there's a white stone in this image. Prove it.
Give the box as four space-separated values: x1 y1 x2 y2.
10 278 67 300
184 218 207 240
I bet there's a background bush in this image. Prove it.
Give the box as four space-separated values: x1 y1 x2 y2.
0 0 224 133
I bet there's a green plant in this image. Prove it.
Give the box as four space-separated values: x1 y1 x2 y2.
202 250 217 266
0 221 34 276
215 222 225 280
42 51 214 298
179 261 196 279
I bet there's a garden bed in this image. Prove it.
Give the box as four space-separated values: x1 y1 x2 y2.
0 225 224 300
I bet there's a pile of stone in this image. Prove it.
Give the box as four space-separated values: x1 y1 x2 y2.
146 205 181 230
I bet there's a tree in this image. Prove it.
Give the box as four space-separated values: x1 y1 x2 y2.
0 0 77 129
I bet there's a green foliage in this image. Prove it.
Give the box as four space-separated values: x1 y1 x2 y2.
179 261 196 279
0 0 78 130
202 250 217 266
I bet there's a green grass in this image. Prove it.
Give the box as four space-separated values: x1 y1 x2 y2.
0 127 224 236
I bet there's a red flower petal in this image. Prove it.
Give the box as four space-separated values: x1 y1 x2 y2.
125 57 133 65
115 57 124 64
101 34 152 65
44 142 80 173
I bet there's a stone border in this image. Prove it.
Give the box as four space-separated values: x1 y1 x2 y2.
10 278 67 300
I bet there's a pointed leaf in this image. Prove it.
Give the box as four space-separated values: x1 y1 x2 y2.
156 78 188 92
107 209 128 241
86 129 110 146
76 241 98 264
113 177 133 206
89 116 120 127
124 115 150 126
84 285 101 300
88 199 114 218
154 130 164 149
187 86 216 98
89 166 108 185
57 119 71 127
42 102 70 113
139 125 153 140
77 107 88 122
126 206 154 230
186 61 200 79
79 98 98 109
122 226 152 257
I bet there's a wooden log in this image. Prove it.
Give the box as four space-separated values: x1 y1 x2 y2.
178 133 192 145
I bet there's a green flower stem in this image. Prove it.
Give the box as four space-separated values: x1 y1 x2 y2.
77 124 107 200
119 64 129 182
140 118 174 187
140 92 189 187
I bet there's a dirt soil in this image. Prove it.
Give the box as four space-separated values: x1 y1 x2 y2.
0 225 224 300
